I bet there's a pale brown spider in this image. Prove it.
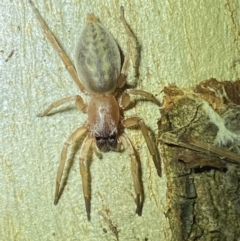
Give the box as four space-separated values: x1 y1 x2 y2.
29 0 161 220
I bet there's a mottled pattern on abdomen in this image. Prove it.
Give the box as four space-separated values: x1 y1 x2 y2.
75 21 121 94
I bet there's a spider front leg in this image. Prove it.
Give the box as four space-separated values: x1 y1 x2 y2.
118 133 143 215
122 117 161 177
29 0 85 92
54 125 88 205
37 95 86 117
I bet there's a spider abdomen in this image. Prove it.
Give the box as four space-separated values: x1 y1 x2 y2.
75 15 121 94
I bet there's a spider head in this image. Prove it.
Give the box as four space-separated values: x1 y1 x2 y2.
95 133 118 152
88 95 120 152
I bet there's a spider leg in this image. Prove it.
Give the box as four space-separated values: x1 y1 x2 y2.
29 0 85 92
54 125 88 205
119 9 159 105
120 89 160 109
120 6 140 80
122 117 161 177
118 133 143 215
37 95 86 116
79 135 93 221
117 7 136 89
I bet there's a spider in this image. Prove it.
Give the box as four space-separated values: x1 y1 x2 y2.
29 0 161 220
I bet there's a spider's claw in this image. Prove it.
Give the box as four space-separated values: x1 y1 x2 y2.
54 196 59 205
85 197 91 221
153 156 162 177
36 112 46 117
135 194 142 216
54 184 60 205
